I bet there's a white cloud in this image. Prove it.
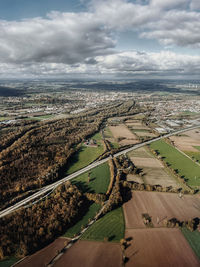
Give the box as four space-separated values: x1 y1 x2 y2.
96 51 200 76
91 0 200 47
1 50 199 78
141 10 200 47
90 0 158 29
150 0 189 10
190 0 200 10
0 0 200 78
0 11 115 65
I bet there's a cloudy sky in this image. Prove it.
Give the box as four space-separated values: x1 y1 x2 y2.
0 0 200 79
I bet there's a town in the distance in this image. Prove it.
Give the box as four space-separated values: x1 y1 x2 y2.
0 79 199 267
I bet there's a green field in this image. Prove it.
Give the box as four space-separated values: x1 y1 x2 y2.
26 114 55 121
181 111 200 116
66 133 104 174
195 146 200 151
103 127 113 138
185 151 200 163
132 129 149 132
181 228 200 259
150 140 200 187
0 117 10 122
128 147 153 158
103 127 119 149
81 207 125 242
0 257 18 267
64 203 101 238
72 163 110 194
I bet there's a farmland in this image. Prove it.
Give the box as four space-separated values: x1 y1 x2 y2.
133 131 156 137
109 124 138 146
81 207 125 242
185 151 200 164
125 228 199 267
71 162 110 194
125 119 157 140
150 139 200 187
63 203 101 238
0 117 10 122
125 121 149 129
16 238 69 267
64 162 110 237
130 157 164 168
181 228 200 259
128 146 180 188
66 132 104 175
170 129 200 152
0 257 18 267
103 127 119 148
123 191 200 229
54 240 122 267
128 147 153 158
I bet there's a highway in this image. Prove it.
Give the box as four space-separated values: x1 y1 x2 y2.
0 124 200 219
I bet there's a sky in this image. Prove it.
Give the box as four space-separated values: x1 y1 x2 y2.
0 0 200 79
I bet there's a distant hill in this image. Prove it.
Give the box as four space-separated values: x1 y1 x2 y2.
0 86 24 96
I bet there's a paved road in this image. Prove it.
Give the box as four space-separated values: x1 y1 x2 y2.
0 124 200 219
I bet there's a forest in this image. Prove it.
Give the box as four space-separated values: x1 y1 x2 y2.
0 100 137 210
0 182 85 259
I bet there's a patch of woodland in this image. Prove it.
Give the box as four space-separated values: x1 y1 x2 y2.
162 217 200 232
102 169 132 215
142 213 154 227
0 116 102 209
0 181 88 259
85 193 106 205
122 180 193 194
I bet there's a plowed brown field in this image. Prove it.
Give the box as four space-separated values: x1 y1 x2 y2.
109 124 138 145
170 129 200 152
130 151 181 187
142 167 180 188
135 131 156 137
130 157 164 168
123 191 200 229
17 238 69 267
125 228 200 267
54 240 122 267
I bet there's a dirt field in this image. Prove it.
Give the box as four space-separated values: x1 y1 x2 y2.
185 129 200 141
123 191 200 229
142 167 180 188
134 131 156 137
127 174 144 183
126 122 150 130
170 129 200 152
17 238 68 267
129 148 180 187
130 157 164 168
125 228 200 267
54 240 122 267
109 124 138 145
126 121 143 126
108 115 137 121
128 147 153 158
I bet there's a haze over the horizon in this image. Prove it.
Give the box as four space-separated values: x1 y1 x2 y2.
0 0 200 79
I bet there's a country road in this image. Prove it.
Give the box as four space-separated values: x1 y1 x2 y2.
0 124 200 219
